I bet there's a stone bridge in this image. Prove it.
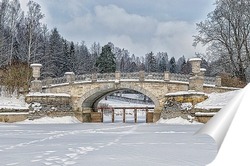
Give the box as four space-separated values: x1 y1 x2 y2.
26 58 237 123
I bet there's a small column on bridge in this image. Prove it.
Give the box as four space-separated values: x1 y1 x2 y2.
30 64 42 92
64 72 75 83
164 71 170 82
92 72 97 82
215 76 222 87
188 58 204 91
115 71 121 84
139 71 145 82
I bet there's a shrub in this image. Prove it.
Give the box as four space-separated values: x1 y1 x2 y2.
0 61 32 95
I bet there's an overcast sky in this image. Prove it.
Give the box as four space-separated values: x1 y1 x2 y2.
20 0 216 58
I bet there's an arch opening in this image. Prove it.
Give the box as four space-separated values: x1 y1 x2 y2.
80 87 158 111
96 89 155 123
78 85 159 123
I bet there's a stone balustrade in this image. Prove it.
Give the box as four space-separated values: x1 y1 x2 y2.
32 57 222 93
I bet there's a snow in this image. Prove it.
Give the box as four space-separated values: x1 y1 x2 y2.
0 112 29 115
181 102 193 110
15 116 80 124
0 96 29 110
166 91 206 96
30 63 42 67
169 80 189 84
0 92 218 165
195 90 239 109
195 112 217 116
157 117 202 125
26 92 71 97
189 58 202 61
0 123 216 166
99 98 154 108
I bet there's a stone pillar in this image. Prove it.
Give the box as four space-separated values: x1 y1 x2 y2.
189 58 202 76
188 58 204 91
215 76 222 87
115 71 121 80
139 71 145 82
164 71 170 82
64 72 75 83
189 76 204 91
92 72 97 82
30 64 42 92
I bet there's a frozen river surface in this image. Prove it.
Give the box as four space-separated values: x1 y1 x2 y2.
0 123 216 166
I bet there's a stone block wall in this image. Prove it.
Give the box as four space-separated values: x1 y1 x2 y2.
25 95 73 119
0 108 29 123
161 93 208 121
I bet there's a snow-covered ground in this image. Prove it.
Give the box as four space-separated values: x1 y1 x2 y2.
99 98 155 123
195 90 239 109
3 90 244 165
99 97 154 108
0 96 28 110
0 123 216 166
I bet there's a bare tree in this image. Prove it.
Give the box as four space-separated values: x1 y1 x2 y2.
25 0 44 64
194 0 250 82
7 0 23 65
0 0 9 65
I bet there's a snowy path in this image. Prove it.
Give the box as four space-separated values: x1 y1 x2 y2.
0 124 216 166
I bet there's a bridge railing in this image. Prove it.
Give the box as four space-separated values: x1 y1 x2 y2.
121 72 140 80
170 73 190 82
145 72 164 80
75 74 92 82
41 71 220 87
41 76 67 86
97 73 116 81
204 76 216 85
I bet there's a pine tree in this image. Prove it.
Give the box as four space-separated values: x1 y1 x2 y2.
169 57 177 73
159 56 167 72
95 44 116 73
146 52 157 72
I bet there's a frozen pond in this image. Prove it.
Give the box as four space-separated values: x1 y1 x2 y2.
0 123 217 166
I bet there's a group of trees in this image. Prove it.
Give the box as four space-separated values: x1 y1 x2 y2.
97 42 204 75
1 0 249 94
0 0 199 79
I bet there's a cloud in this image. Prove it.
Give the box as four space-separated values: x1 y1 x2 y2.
31 1 209 58
152 21 201 57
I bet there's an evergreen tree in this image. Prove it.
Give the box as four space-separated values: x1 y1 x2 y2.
169 57 177 73
46 28 63 77
159 56 167 72
95 44 116 73
146 52 157 72
180 61 192 74
176 56 186 73
68 41 76 72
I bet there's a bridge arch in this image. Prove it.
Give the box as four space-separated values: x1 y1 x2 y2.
77 84 160 112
